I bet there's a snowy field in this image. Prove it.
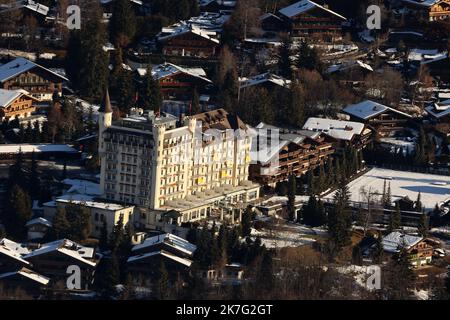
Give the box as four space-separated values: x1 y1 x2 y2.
324 167 450 210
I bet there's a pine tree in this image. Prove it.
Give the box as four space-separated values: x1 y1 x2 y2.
140 65 163 112
278 35 292 79
191 88 201 115
4 185 32 240
352 245 363 265
256 251 274 295
415 192 423 212
328 177 352 251
388 203 401 232
110 0 136 47
297 40 322 72
384 245 416 299
372 233 384 264
109 214 125 253
418 213 428 237
241 208 252 237
287 174 297 221
65 203 92 241
99 221 109 251
52 207 70 240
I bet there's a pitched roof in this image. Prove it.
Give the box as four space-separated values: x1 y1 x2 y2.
137 63 212 83
0 89 37 107
127 250 193 267
23 239 97 267
239 73 291 89
382 231 424 253
0 267 50 285
343 100 412 120
279 0 346 20
303 117 366 141
25 217 52 228
425 99 450 119
99 89 112 113
192 108 247 131
132 233 197 256
0 57 68 83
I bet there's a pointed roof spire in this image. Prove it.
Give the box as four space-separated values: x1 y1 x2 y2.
99 88 112 113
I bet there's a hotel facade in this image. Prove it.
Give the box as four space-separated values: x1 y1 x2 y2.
98 93 259 228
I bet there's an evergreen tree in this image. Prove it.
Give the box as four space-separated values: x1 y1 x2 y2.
297 40 322 72
388 203 401 232
287 174 297 221
99 221 109 251
109 214 125 253
65 203 92 241
256 251 274 296
328 177 352 251
278 35 292 79
191 88 201 115
418 213 428 237
241 208 252 237
415 192 423 212
352 245 363 265
110 0 136 47
383 245 416 299
52 207 70 240
140 65 163 112
4 185 32 239
372 233 384 264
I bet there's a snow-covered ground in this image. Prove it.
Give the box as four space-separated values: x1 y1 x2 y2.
324 167 450 210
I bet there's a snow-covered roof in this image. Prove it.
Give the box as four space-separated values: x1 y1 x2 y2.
25 217 52 228
132 233 197 256
239 73 291 89
22 0 49 16
425 99 450 119
0 239 30 265
0 267 50 285
158 24 220 44
0 57 68 83
137 63 212 84
344 100 412 120
408 48 448 64
127 250 193 267
279 0 346 20
402 0 440 8
303 117 365 141
382 231 423 253
326 60 373 74
24 239 97 267
0 144 77 155
0 89 36 107
62 179 101 196
55 195 133 211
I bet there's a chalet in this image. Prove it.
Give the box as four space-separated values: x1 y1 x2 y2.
0 267 49 295
401 0 450 21
326 60 374 87
381 231 436 267
100 0 144 18
0 239 31 273
239 73 291 91
249 123 334 186
0 1 50 23
25 217 52 241
260 13 286 32
278 0 346 43
136 63 212 100
199 263 245 286
23 239 99 290
127 233 196 280
199 0 237 12
158 25 220 58
424 53 450 82
0 57 68 101
302 117 372 151
0 88 38 120
425 99 450 122
343 100 412 137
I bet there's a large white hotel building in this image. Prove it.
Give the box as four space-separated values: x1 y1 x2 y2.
98 92 259 228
